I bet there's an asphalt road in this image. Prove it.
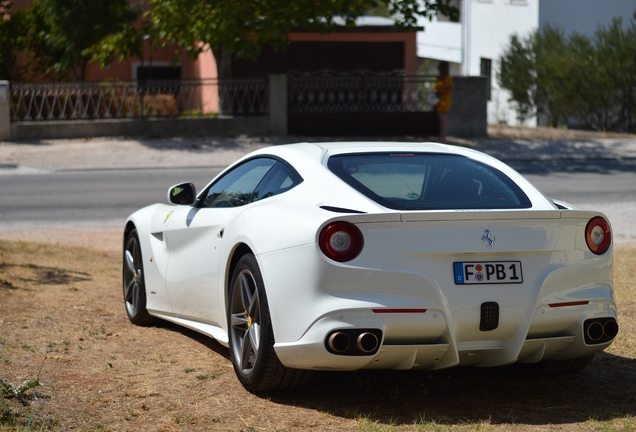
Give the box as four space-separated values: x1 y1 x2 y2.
524 171 636 245
0 168 221 223
1 163 634 245
525 171 636 206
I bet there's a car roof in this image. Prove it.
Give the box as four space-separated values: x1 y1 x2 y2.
240 142 554 211
248 141 483 161
247 141 505 170
304 141 454 152
220 141 553 209
266 141 464 154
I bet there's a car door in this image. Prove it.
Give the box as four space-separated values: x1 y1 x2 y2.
163 157 277 326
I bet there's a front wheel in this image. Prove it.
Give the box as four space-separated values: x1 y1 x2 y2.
123 229 154 326
228 254 313 392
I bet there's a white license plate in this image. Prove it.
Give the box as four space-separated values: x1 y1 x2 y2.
453 261 523 285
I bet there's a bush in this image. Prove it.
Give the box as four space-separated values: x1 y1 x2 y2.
498 10 636 132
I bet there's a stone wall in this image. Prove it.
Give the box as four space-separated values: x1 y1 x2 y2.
447 76 488 138
10 117 270 141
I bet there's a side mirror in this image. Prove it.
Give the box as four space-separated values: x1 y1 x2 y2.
168 183 196 205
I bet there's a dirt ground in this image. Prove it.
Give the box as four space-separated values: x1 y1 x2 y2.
1 240 636 432
2 126 636 431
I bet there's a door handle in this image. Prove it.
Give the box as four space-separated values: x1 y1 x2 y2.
218 228 224 239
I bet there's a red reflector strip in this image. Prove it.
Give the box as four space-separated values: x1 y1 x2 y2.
548 301 589 308
372 309 427 313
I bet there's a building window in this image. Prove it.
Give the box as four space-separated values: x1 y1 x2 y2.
137 66 182 81
136 66 182 94
480 58 492 101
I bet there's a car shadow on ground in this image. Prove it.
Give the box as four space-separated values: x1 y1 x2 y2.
154 319 231 360
155 317 635 427
267 352 636 427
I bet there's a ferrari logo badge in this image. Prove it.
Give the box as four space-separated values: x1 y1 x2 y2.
164 211 174 224
481 230 495 249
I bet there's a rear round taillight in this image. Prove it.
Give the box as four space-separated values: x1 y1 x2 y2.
319 221 363 262
585 217 611 255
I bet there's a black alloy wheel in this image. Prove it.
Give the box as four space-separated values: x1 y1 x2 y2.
123 229 154 326
228 254 313 392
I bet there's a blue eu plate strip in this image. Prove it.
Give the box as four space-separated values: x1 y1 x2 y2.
454 262 464 284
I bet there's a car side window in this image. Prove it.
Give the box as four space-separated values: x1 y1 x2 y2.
252 162 302 202
200 158 276 208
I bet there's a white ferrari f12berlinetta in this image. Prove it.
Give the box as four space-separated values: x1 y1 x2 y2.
123 142 617 392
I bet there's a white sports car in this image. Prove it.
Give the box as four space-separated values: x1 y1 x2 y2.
123 142 618 392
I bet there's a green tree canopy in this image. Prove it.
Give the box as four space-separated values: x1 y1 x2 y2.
147 0 459 78
19 0 142 81
498 11 636 132
572 16 636 131
4 0 457 81
497 34 535 124
498 25 575 127
0 1 23 80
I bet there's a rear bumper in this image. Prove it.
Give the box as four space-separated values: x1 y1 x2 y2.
260 238 615 371
274 301 617 371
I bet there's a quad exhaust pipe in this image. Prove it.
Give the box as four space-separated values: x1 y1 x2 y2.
327 332 351 353
586 321 604 341
603 319 619 339
584 318 619 344
326 329 382 356
357 332 379 353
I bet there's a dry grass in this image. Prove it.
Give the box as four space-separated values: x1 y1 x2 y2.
1 239 635 432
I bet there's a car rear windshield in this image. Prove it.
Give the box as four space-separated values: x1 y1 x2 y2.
327 153 532 210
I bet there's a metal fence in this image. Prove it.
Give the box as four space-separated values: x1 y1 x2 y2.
10 78 269 121
288 70 438 114
10 71 438 121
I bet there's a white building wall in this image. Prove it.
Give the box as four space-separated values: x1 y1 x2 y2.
466 0 539 126
416 20 463 64
417 0 539 126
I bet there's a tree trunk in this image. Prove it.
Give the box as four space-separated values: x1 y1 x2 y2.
75 59 88 82
213 48 232 80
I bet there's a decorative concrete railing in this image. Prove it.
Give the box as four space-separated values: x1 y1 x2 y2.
288 70 438 113
9 78 269 122
0 74 488 140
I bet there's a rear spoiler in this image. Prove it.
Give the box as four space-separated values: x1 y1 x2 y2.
320 208 608 224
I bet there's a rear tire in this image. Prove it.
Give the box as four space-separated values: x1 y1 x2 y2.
228 254 313 392
123 229 154 326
